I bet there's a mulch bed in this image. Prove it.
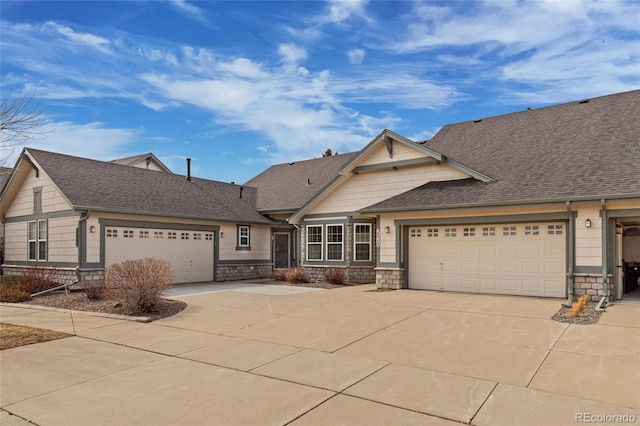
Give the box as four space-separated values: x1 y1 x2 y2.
551 303 602 325
22 290 187 321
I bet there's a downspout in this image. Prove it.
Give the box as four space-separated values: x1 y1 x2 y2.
563 201 575 307
596 199 608 312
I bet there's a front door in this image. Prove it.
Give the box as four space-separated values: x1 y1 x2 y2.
274 233 290 269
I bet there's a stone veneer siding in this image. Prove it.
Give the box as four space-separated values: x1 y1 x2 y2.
303 266 375 284
375 267 406 289
573 273 613 302
2 265 105 287
216 264 272 281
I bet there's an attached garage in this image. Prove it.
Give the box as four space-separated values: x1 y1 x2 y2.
408 222 566 298
105 226 215 284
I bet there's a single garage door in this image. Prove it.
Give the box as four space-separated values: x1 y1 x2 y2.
105 226 214 284
408 222 566 298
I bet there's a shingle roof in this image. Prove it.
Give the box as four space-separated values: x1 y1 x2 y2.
0 167 12 192
364 90 640 212
245 152 357 212
26 149 272 224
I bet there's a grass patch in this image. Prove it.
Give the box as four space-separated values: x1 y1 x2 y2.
0 323 71 350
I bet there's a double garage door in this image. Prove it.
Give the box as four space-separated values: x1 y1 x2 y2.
105 226 215 284
408 222 566 298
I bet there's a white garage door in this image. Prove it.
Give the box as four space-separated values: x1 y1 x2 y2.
408 222 566 298
105 226 214 284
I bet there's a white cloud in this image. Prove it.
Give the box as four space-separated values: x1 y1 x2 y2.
324 0 370 24
348 48 365 64
5 121 140 165
43 22 110 53
169 0 208 24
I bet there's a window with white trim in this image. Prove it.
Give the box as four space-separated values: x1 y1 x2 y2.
445 228 457 237
181 232 189 240
168 232 177 240
107 229 118 238
139 230 149 239
410 228 422 238
326 225 343 261
306 225 323 261
236 225 251 250
205 233 213 241
354 224 371 262
463 227 476 237
524 225 539 236
123 230 134 238
194 233 202 240
154 231 163 239
28 219 47 261
427 228 438 238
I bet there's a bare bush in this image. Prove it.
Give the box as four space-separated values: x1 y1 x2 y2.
83 280 106 300
285 268 309 284
106 258 174 314
271 269 287 281
18 267 59 294
324 268 345 284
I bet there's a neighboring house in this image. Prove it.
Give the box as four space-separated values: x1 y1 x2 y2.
110 152 173 173
0 166 13 264
1 90 638 304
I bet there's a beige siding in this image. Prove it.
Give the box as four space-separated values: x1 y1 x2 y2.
48 216 79 263
574 205 602 267
86 216 101 263
5 168 71 218
129 159 166 172
218 223 271 261
359 140 430 166
308 164 468 215
3 217 78 263
4 222 27 262
378 205 568 264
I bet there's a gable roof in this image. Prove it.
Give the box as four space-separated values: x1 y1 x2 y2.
363 90 640 213
0 166 12 192
244 152 357 213
16 148 271 224
110 152 172 173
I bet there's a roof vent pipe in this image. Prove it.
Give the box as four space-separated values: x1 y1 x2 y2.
239 186 243 198
186 158 192 181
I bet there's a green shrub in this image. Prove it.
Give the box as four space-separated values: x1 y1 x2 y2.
285 268 309 284
106 258 174 314
324 268 345 284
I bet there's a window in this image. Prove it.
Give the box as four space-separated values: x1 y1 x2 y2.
181 232 189 240
107 229 118 238
503 226 516 236
139 230 149 239
33 188 42 214
237 226 250 249
326 225 343 261
168 232 177 240
445 228 457 237
205 233 213 241
524 225 539 236
354 224 371 262
194 233 202 240
28 220 47 261
154 231 163 239
427 228 438 238
482 227 496 237
123 230 134 238
548 224 563 235
306 225 323 261
410 228 422 238
463 227 476 237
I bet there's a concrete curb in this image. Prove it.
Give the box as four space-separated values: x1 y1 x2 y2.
0 302 152 323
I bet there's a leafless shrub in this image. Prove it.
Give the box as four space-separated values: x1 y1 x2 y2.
324 268 345 284
18 267 59 294
285 268 309 284
83 280 106 300
271 269 287 281
106 258 174 314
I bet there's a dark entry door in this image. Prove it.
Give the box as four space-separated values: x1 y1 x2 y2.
274 233 290 269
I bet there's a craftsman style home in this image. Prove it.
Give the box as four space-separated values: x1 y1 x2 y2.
1 90 639 304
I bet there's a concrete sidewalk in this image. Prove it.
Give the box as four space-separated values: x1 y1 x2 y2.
1 284 639 425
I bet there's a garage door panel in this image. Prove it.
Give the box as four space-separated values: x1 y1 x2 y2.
409 222 566 298
105 226 214 284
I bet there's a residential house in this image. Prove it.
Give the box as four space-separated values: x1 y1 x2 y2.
1 89 638 303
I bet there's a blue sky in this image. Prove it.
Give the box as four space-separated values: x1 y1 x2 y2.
2 0 639 183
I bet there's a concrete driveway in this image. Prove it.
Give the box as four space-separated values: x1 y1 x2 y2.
1 283 639 426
